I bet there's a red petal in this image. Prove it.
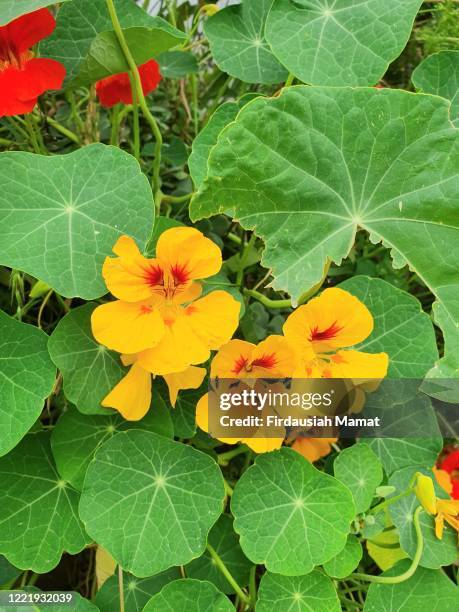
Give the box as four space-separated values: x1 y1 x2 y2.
96 72 132 108
0 58 65 117
2 9 56 55
138 59 162 96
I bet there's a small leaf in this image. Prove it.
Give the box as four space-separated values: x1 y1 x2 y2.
265 0 423 86
95 568 180 612
186 514 251 594
323 534 363 579
51 401 173 491
41 0 185 85
231 448 355 575
388 466 458 569
0 432 90 573
0 0 71 26
256 570 341 612
334 445 383 514
0 144 153 299
0 310 56 457
143 579 234 612
157 51 199 78
79 430 225 577
363 562 459 611
412 51 459 126
204 0 287 84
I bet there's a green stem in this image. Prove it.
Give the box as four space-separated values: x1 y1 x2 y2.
369 488 414 515
110 104 121 146
243 289 292 310
249 565 257 606
223 479 233 498
24 114 42 154
105 0 163 212
129 74 140 161
284 73 295 87
237 233 257 286
46 116 81 145
217 444 250 465
352 507 424 584
206 544 251 605
190 73 199 135
118 565 125 612
162 192 194 204
142 0 150 10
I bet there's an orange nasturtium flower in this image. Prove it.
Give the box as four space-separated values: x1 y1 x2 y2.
91 227 240 420
283 287 389 379
414 472 459 540
196 336 297 453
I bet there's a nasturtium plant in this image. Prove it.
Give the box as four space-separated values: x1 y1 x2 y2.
0 0 457 608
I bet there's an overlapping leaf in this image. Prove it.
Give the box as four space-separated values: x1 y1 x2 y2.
231 448 355 575
79 430 225 577
0 0 71 26
0 432 89 573
41 0 185 86
143 579 234 612
323 535 363 579
0 144 153 299
204 0 287 84
190 87 459 376
0 310 56 457
265 0 423 86
334 444 383 514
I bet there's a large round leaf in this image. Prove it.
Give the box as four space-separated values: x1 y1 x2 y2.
79 430 225 577
48 304 125 415
231 448 355 575
265 0 422 86
339 276 438 377
0 310 56 457
0 0 71 26
41 0 185 86
0 144 153 299
143 579 234 612
323 534 363 579
412 51 459 127
190 87 459 375
51 402 173 491
363 562 459 611
256 570 341 611
0 432 90 573
204 0 287 84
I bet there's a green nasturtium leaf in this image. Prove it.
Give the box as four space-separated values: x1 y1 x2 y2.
95 568 180 612
412 51 459 126
0 310 56 457
0 0 71 26
256 570 341 612
334 445 383 515
0 432 89 573
51 402 173 491
186 514 251 594
231 448 355 575
79 430 225 577
143 579 234 612
339 276 438 377
0 555 21 585
388 466 458 569
48 304 125 415
323 534 363 579
204 0 287 85
190 88 459 375
265 0 423 86
0 144 153 300
363 561 459 611
41 0 185 86
157 50 199 78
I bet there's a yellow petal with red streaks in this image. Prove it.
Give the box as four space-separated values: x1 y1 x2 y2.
284 288 374 354
250 335 297 378
210 339 256 377
91 300 165 354
164 366 206 406
156 227 222 281
101 363 151 421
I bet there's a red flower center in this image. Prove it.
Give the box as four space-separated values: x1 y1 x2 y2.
0 37 30 70
309 321 343 342
143 262 191 300
232 353 278 374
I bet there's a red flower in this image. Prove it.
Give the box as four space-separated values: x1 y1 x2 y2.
0 9 66 117
440 449 459 500
95 59 162 108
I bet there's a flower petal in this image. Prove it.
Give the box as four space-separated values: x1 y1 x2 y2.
291 437 337 462
250 335 297 378
4 9 56 55
414 472 437 515
323 350 389 379
244 437 283 453
284 288 374 354
138 59 162 96
163 366 206 406
210 339 256 377
185 290 241 350
96 72 132 108
102 363 151 421
195 393 239 444
156 227 222 281
91 300 165 354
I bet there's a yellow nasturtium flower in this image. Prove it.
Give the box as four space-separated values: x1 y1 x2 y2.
283 287 389 379
196 336 296 453
91 228 240 420
291 437 337 463
414 472 459 540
